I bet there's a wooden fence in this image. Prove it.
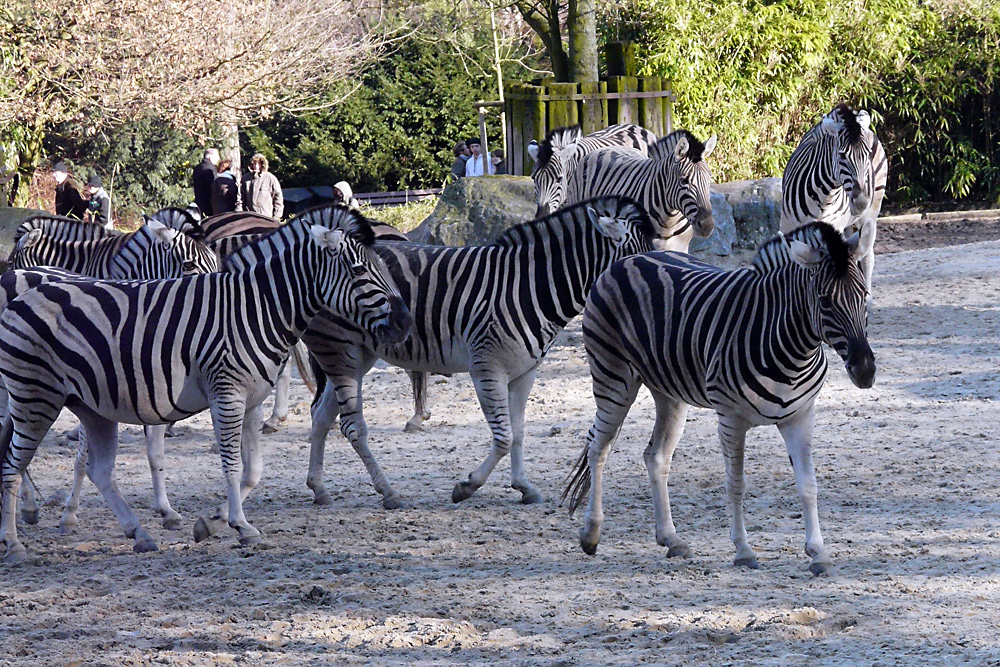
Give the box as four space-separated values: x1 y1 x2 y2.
503 77 674 177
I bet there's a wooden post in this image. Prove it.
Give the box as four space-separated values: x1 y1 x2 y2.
605 42 636 77
662 80 675 134
523 83 546 172
505 81 523 176
579 81 607 135
607 76 638 125
639 77 664 137
548 82 579 130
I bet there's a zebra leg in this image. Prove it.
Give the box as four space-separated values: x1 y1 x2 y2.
0 415 37 563
307 380 340 506
717 415 758 569
194 400 263 546
645 391 691 558
777 404 833 576
59 430 90 534
18 471 40 525
75 411 158 553
452 368 514 503
579 371 641 555
507 368 543 504
403 371 431 433
144 425 183 530
263 361 291 434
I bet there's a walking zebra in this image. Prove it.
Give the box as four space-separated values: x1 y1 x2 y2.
780 103 888 294
565 130 717 252
304 196 655 509
0 206 410 561
563 222 876 575
528 124 658 217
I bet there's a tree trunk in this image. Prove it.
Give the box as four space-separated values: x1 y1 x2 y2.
568 0 599 82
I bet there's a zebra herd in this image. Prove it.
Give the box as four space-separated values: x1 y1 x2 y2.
0 103 885 576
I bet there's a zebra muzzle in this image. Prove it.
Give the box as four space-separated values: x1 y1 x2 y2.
373 296 413 345
845 340 876 389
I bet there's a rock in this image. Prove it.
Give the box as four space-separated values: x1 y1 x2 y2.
408 176 535 246
712 177 783 250
689 191 737 256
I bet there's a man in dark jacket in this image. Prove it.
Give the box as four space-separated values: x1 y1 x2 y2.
192 148 219 216
52 161 87 219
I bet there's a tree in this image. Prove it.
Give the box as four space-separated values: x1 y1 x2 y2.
512 0 598 81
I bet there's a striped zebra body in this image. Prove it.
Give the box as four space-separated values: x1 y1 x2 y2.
303 197 654 509
780 103 888 293
565 130 717 252
529 124 658 217
0 207 410 560
563 222 876 575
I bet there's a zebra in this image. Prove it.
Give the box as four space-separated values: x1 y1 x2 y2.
303 196 656 509
562 221 876 576
0 206 411 562
780 103 888 295
528 124 658 218
565 129 717 253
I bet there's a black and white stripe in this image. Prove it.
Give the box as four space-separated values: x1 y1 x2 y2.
0 206 410 561
303 196 656 509
563 222 876 575
780 103 888 293
565 130 718 252
529 124 658 218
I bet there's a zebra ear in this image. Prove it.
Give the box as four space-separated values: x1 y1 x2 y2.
702 135 717 158
673 136 690 160
20 228 43 249
589 207 627 246
527 140 539 160
789 240 824 270
846 221 876 260
856 110 872 132
310 225 346 252
821 116 841 135
146 218 179 246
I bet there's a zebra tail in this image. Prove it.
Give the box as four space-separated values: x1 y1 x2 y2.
560 445 592 516
309 353 327 407
0 415 12 511
292 341 317 395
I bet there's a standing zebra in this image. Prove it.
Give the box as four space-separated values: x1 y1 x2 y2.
0 207 410 561
563 222 876 575
304 197 655 509
780 103 888 294
529 124 658 218
565 129 717 252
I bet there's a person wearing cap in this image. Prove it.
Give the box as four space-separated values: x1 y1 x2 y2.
450 140 470 182
333 181 361 211
84 174 113 230
464 138 493 177
192 147 219 216
240 153 284 219
52 161 88 219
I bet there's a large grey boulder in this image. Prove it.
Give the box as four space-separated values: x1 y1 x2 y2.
712 177 783 250
409 176 535 246
688 191 736 256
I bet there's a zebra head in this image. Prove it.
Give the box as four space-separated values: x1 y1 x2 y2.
139 218 220 276
649 130 717 245
300 207 412 346
147 206 202 236
7 228 46 270
823 104 875 217
785 221 876 389
531 125 584 218
583 196 656 257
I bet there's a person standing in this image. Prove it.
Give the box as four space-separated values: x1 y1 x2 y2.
464 138 493 177
491 149 507 175
450 140 470 182
192 148 219 217
333 181 361 210
210 158 241 214
240 153 284 219
52 161 87 219
84 174 113 230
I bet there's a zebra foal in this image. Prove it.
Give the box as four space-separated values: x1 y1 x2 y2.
565 130 717 252
564 222 876 575
304 197 655 509
780 103 888 295
0 207 410 562
529 124 658 218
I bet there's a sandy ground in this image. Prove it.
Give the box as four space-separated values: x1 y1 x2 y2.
3 222 1000 666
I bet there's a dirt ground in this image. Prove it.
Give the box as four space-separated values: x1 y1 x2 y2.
3 215 1000 666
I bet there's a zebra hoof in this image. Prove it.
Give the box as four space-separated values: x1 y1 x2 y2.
518 489 543 505
133 540 159 554
193 517 213 543
382 496 405 511
312 492 333 506
452 481 477 503
580 539 598 556
261 421 280 435
734 556 760 570
666 543 692 559
809 561 834 577
162 516 183 531
403 420 425 433
20 508 40 525
239 533 262 547
4 545 28 564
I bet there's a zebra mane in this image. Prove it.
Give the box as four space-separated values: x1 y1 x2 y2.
536 125 583 169
830 103 864 146
493 196 654 247
147 207 201 235
648 130 708 162
754 222 853 278
222 204 375 270
14 215 118 244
